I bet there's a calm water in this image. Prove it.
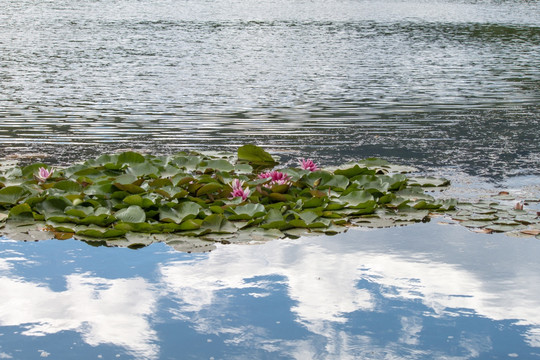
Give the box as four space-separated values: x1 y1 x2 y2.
0 0 539 177
1 0 540 359
2 222 540 360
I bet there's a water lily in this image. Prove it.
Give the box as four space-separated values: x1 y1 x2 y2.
229 179 250 201
258 171 291 185
35 167 53 182
300 158 319 172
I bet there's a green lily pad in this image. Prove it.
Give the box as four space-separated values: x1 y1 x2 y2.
0 146 538 249
53 180 83 193
118 151 145 166
0 186 29 206
201 214 237 234
201 159 235 172
8 203 34 221
228 203 266 220
336 190 375 208
128 162 159 177
115 205 146 223
408 177 450 187
238 144 277 166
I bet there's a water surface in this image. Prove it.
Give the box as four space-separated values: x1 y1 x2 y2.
1 1 540 358
0 0 539 178
2 221 540 359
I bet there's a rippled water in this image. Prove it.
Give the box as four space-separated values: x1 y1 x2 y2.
0 0 539 178
1 2 540 359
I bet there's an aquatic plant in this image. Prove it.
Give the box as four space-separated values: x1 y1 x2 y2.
300 158 319 172
230 179 250 201
0 144 538 251
258 170 291 185
35 167 53 183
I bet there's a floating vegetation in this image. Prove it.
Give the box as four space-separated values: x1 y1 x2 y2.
0 144 538 251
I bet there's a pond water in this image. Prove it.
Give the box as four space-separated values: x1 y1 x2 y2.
1 0 540 359
0 0 539 178
2 221 540 360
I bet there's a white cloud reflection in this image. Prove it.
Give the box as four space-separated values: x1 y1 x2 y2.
159 223 540 358
2 221 540 359
0 272 158 359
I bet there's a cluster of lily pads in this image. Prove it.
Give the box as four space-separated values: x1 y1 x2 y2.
0 145 538 251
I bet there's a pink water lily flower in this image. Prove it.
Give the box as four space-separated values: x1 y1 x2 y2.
229 179 250 201
300 158 319 171
258 170 291 185
35 167 53 182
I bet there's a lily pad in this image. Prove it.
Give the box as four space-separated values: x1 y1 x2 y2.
238 144 277 166
115 205 146 223
0 186 29 206
0 146 538 250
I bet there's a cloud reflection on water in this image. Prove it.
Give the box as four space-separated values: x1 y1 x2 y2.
159 223 540 358
0 253 158 359
1 221 540 359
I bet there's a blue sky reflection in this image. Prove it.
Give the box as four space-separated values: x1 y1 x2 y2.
1 221 540 359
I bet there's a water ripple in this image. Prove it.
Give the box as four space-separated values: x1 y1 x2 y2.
0 0 539 179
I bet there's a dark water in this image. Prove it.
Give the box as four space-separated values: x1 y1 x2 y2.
1 1 540 359
0 0 539 178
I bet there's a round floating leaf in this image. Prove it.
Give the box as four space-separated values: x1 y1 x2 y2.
115 222 155 233
65 205 94 218
53 180 82 193
336 190 375 208
334 165 374 178
460 220 490 228
128 162 159 177
178 219 202 231
8 203 33 221
235 163 253 174
237 144 277 166
3 167 22 179
412 201 442 210
114 174 138 185
72 168 104 178
115 205 146 223
149 178 173 188
118 151 145 166
177 202 202 221
123 194 144 207
37 196 73 217
172 155 201 171
77 228 126 238
298 210 320 225
21 163 48 178
114 182 145 194
0 186 29 206
197 183 223 197
396 188 435 201
200 159 234 172
228 203 266 220
409 177 450 187
79 214 116 226
159 202 202 223
303 197 326 209
485 224 525 233
201 214 237 234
